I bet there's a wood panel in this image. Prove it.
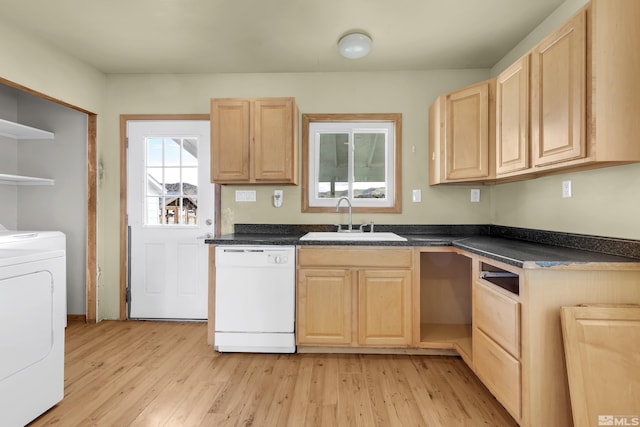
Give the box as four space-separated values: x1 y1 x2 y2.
210 99 251 181
474 280 521 358
591 0 640 161
531 9 586 167
28 320 517 426
561 304 640 427
474 328 522 421
358 269 412 346
521 267 640 427
428 98 444 185
253 98 297 182
297 268 352 345
445 80 494 180
496 55 530 176
298 246 412 269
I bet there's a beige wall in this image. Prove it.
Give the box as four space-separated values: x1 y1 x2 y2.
491 164 640 238
0 21 105 112
103 71 495 236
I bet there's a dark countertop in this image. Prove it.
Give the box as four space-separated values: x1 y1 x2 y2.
452 236 638 268
207 224 640 269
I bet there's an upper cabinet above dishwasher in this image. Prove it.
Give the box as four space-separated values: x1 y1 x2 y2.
210 97 299 185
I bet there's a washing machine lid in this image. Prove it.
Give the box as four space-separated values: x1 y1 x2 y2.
0 230 65 267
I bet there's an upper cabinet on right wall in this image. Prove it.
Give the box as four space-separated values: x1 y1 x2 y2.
530 8 587 169
496 55 531 176
531 0 640 174
432 0 640 185
429 79 496 185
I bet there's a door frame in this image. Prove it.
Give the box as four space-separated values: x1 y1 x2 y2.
120 114 221 320
0 77 98 322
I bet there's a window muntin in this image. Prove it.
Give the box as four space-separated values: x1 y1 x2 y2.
144 136 199 226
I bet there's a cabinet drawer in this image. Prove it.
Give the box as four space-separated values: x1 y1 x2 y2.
474 328 521 421
474 280 520 358
298 247 412 269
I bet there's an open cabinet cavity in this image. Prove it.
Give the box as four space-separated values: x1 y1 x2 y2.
418 250 472 362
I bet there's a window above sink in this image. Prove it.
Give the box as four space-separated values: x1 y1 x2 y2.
301 113 402 214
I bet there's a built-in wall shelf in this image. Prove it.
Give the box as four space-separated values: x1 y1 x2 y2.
0 118 54 140
0 174 54 186
0 119 55 186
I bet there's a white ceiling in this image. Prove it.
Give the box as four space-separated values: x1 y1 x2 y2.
0 0 564 74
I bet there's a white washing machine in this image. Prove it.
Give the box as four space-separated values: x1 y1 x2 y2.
0 229 66 427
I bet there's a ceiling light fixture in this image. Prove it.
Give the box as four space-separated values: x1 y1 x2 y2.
338 32 372 59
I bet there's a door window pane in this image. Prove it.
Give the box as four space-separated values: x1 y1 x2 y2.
146 138 163 167
144 136 199 226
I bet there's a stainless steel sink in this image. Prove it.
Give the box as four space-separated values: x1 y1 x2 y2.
299 232 407 242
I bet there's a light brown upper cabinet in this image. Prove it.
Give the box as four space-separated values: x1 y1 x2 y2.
529 0 640 173
210 97 298 184
432 0 640 185
429 79 496 184
531 10 586 168
496 55 530 176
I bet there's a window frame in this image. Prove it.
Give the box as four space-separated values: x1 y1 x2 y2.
302 113 402 213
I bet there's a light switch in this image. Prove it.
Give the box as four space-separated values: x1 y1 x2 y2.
412 189 422 203
471 189 480 203
235 190 256 202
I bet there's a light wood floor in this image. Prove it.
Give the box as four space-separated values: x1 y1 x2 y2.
29 320 517 427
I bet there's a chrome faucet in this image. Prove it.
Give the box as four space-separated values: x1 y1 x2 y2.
335 197 353 232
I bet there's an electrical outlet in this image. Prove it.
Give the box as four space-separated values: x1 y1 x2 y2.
562 180 572 198
470 189 480 203
273 190 283 208
412 189 422 203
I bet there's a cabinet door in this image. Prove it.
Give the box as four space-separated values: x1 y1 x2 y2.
297 268 352 345
210 99 251 182
358 269 412 347
561 305 640 427
254 98 297 183
444 81 493 180
531 10 586 167
496 56 530 175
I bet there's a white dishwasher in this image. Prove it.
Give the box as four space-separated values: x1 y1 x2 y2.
214 245 296 353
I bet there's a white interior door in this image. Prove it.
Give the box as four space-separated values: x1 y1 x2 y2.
127 120 213 319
